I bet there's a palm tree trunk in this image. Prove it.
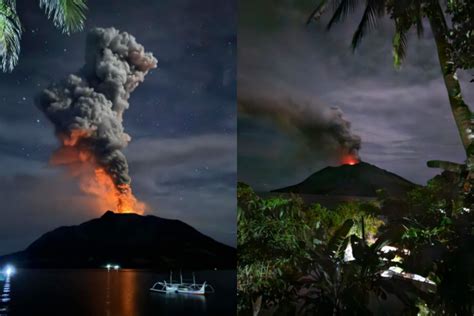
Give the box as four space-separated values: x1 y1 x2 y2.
427 2 473 163
252 295 262 316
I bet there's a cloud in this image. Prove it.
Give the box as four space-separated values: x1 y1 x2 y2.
126 133 236 246
0 169 101 255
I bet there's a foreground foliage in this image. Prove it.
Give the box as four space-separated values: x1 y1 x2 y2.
238 177 473 315
381 173 474 315
238 183 389 315
0 0 87 72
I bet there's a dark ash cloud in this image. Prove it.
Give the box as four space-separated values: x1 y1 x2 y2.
239 95 361 164
37 27 157 192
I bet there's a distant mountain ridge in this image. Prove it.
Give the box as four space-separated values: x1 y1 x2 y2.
0 211 235 269
273 161 417 198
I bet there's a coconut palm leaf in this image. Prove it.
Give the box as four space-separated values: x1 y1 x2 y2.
306 0 329 25
414 0 424 37
392 27 407 68
0 0 21 72
351 0 385 50
391 0 424 68
327 0 360 30
39 0 87 35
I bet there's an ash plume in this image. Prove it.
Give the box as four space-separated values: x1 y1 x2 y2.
238 95 361 162
36 27 157 212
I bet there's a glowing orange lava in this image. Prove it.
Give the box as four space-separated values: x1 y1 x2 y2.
52 129 147 214
341 155 359 166
80 168 146 214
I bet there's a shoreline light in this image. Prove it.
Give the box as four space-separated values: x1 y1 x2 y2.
3 265 15 277
105 264 120 271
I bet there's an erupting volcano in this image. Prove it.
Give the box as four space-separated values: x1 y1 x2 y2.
37 27 157 214
273 161 417 198
341 154 360 166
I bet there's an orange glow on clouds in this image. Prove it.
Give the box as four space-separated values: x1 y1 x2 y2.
80 168 146 214
51 130 146 214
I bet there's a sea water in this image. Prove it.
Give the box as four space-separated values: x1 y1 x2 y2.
0 269 236 316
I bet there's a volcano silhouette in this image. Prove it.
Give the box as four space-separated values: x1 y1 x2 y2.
0 211 235 269
273 161 417 197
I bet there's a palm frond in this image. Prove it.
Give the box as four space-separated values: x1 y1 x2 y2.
39 0 87 35
327 0 360 30
414 0 424 37
0 0 22 72
392 27 407 68
351 0 385 51
306 0 330 25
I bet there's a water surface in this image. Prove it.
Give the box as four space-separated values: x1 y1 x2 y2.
0 269 236 316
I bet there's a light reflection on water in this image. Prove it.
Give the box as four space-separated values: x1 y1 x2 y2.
119 270 138 315
153 291 207 313
0 275 10 316
106 270 111 316
4 269 235 316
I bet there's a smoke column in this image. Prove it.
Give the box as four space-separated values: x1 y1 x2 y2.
37 27 157 214
238 95 361 165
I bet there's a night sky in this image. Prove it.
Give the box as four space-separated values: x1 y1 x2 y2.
238 0 473 191
0 0 236 255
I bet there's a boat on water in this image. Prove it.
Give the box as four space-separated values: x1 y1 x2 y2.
150 271 215 295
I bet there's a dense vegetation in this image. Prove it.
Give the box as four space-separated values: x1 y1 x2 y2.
237 176 473 315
